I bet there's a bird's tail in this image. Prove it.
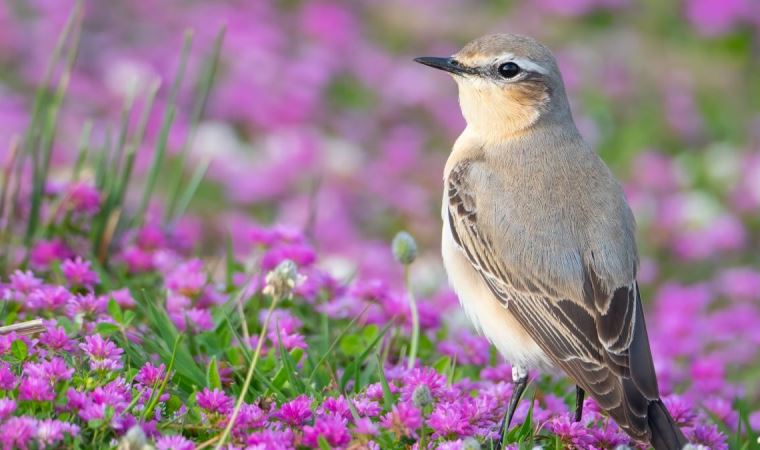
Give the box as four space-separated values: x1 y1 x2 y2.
648 399 688 450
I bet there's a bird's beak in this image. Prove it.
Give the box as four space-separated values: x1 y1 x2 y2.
414 57 472 75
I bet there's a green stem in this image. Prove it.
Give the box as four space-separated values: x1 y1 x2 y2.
214 292 281 448
405 265 419 370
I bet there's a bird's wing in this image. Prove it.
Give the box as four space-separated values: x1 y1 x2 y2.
446 159 658 440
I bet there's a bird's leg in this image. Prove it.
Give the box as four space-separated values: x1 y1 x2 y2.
498 365 529 447
574 385 585 422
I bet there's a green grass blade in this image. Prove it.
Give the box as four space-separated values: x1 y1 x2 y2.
134 30 193 226
166 27 225 221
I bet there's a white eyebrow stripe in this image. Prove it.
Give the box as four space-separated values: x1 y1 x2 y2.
509 57 549 75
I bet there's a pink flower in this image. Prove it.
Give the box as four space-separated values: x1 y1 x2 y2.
65 181 101 214
29 239 70 268
400 367 448 404
155 435 194 450
0 398 16 420
109 288 136 308
121 246 155 272
66 293 107 320
6 270 42 302
79 334 124 371
302 413 351 448
39 325 74 352
427 400 477 438
275 395 313 426
0 363 17 389
686 0 750 35
196 388 233 415
546 415 595 447
24 357 73 383
380 402 422 438
61 257 100 289
18 375 56 401
35 419 80 446
26 286 71 310
685 422 728 450
0 416 37 449
165 259 207 297
135 362 166 386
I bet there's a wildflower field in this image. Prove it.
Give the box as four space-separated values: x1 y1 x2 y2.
0 1 759 449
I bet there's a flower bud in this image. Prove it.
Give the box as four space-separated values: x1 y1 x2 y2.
392 231 417 265
263 259 302 300
117 425 154 450
462 437 481 450
411 384 433 408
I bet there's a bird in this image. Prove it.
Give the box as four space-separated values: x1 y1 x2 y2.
414 34 688 450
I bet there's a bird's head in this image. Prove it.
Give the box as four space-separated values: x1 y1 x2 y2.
415 34 572 139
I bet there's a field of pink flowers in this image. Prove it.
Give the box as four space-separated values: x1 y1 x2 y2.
0 0 759 449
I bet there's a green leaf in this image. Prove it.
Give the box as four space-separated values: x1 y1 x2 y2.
107 298 123 324
376 356 395 411
317 436 332 450
95 322 120 336
339 334 363 357
340 323 392 392
206 357 222 390
11 340 28 361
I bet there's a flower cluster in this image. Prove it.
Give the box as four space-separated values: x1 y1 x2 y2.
0 0 757 448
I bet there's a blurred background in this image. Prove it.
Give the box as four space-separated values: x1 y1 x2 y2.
1 0 759 400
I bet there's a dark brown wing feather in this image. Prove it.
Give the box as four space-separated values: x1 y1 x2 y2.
447 160 660 441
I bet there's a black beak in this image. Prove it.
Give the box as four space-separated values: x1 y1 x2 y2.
414 56 472 75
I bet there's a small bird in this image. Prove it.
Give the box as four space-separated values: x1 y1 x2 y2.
415 34 687 450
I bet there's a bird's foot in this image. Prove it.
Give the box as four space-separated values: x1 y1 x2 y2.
495 366 529 449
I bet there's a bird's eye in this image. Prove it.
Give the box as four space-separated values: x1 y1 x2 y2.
498 62 521 79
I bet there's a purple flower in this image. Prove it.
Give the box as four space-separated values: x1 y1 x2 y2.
0 416 37 449
0 363 16 389
66 293 107 320
246 429 295 449
135 362 166 386
320 396 352 420
399 367 448 404
749 410 760 432
685 0 750 35
110 288 136 308
155 435 194 450
121 246 155 273
29 239 71 269
18 375 55 401
24 357 73 383
353 417 378 435
427 400 477 438
353 396 382 418
166 259 207 297
39 325 74 352
35 419 79 446
274 394 312 426
685 422 728 450
0 398 17 420
302 413 351 448
6 270 42 302
380 401 422 438
65 181 101 214
26 286 71 310
61 257 100 289
79 334 124 371
546 415 595 447
196 388 233 415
